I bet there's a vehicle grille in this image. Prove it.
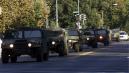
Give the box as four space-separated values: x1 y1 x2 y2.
14 40 28 49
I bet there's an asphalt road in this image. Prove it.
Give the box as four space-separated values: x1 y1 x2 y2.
0 41 128 73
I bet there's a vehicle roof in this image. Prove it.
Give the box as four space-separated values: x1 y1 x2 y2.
6 27 43 31
43 28 66 32
119 31 126 33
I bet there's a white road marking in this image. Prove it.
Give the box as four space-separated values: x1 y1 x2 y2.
90 52 129 56
79 52 94 56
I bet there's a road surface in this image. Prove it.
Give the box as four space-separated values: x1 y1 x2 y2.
0 41 128 73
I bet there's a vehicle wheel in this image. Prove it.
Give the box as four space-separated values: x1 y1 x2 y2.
74 43 80 52
63 48 68 56
1 50 9 64
43 53 49 61
59 41 68 56
104 41 109 46
59 48 67 57
11 56 17 63
92 42 98 48
59 52 64 56
59 48 68 57
36 53 43 62
36 49 43 62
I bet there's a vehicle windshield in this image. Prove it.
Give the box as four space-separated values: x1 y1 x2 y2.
47 31 63 37
4 30 21 39
120 32 126 35
24 30 42 38
68 30 79 36
96 30 107 35
81 30 94 35
4 30 42 39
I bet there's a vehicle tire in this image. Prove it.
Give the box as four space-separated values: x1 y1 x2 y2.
104 41 109 46
1 49 9 64
59 41 68 56
11 56 17 63
36 49 43 62
36 54 42 62
92 42 98 48
74 43 80 52
43 53 49 61
59 48 67 57
64 48 68 56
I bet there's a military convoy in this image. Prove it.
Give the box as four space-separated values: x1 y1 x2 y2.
1 27 110 64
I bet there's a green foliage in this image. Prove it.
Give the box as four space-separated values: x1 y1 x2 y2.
0 0 50 32
48 0 129 32
0 0 128 32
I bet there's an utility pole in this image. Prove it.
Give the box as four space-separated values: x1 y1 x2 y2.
101 10 104 27
76 0 81 29
77 0 80 14
56 0 59 28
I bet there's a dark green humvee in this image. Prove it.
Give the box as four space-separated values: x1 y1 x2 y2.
66 29 80 52
95 28 110 46
1 27 49 63
46 28 68 56
79 29 98 48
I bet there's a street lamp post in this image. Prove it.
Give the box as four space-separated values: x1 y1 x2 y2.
111 3 118 29
77 0 80 14
76 0 81 29
56 0 59 28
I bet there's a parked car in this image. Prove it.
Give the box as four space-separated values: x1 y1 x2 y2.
46 28 68 56
1 27 49 63
79 28 98 48
95 28 110 46
119 31 129 41
66 29 80 52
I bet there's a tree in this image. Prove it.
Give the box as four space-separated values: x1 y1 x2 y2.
48 0 77 28
48 0 128 32
0 0 50 32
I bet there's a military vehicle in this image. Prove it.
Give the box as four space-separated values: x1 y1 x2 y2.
79 29 98 48
66 29 80 52
46 28 68 56
1 27 49 63
95 28 110 46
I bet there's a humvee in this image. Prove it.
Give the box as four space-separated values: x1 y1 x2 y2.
1 27 49 63
66 29 80 52
80 29 98 48
95 28 110 46
46 28 68 56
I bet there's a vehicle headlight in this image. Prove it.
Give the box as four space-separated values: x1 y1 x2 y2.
9 44 14 48
28 43 32 47
99 36 103 39
68 40 72 42
52 41 55 45
87 37 90 40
